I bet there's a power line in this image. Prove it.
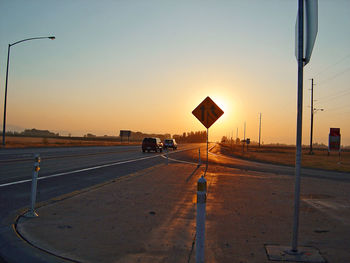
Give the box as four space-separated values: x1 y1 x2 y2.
312 53 350 78
315 88 350 105
317 66 350 86
325 104 350 112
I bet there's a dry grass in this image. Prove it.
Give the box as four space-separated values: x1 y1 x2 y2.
1 136 140 148
220 143 350 173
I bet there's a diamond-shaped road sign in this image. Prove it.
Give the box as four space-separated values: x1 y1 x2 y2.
192 96 224 129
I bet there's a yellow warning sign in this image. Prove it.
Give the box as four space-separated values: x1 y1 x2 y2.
192 96 224 129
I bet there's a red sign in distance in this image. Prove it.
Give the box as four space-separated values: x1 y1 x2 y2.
330 128 340 137
329 128 341 151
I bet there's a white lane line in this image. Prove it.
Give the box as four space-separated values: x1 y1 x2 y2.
161 155 199 165
160 144 215 165
208 150 287 169
0 146 199 188
208 149 256 163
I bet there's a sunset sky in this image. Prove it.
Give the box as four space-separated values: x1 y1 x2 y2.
1 1 350 145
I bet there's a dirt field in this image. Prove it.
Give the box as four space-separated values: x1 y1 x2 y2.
220 143 350 173
0 136 140 148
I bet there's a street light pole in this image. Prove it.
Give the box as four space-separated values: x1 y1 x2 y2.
2 36 55 146
2 44 11 147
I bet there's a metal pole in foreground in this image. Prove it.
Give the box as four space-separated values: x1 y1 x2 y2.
196 175 207 263
2 45 11 146
25 154 41 217
291 0 304 252
2 36 55 146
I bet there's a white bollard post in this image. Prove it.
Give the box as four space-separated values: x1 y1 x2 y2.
198 148 201 167
166 147 169 165
196 175 207 263
25 154 40 218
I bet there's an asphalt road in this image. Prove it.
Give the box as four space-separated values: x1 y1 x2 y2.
208 146 350 182
0 144 204 262
1 142 348 219
1 143 349 262
0 144 204 218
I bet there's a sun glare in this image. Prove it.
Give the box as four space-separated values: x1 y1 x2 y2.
210 94 231 119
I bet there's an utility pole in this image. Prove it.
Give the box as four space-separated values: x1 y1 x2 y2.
236 127 238 142
309 79 314 154
259 113 262 147
309 79 324 155
243 122 246 152
244 122 246 141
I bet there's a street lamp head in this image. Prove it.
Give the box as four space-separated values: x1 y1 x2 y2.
48 36 55 40
313 108 324 113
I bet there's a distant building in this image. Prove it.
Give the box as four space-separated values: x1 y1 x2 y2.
22 128 58 137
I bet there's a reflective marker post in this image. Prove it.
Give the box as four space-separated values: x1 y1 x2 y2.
166 147 169 165
196 176 207 263
198 148 201 167
25 154 40 217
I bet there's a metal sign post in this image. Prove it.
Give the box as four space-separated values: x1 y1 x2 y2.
266 1 325 262
291 0 304 250
292 0 318 253
206 128 208 175
192 96 224 176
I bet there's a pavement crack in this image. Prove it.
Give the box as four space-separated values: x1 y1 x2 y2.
187 233 196 263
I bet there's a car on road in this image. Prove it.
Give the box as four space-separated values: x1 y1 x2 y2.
163 139 177 150
142 137 163 152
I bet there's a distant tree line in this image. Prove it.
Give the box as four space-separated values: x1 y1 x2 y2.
221 136 240 144
1 128 59 137
2 128 206 144
173 131 207 143
126 131 171 142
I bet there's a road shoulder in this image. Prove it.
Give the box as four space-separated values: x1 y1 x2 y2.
15 163 201 263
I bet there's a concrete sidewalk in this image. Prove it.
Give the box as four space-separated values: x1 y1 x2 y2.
15 163 350 262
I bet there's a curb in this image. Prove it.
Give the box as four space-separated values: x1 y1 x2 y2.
0 167 157 263
0 224 70 263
